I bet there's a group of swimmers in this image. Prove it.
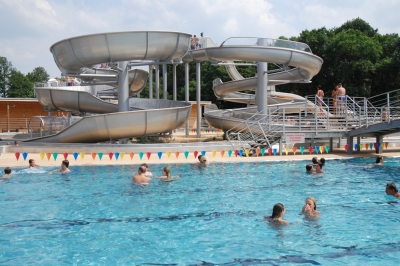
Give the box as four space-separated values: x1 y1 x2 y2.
2 159 70 178
305 157 325 174
132 163 181 186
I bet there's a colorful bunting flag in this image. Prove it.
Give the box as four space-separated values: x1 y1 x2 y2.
15 152 20 161
129 152 134 159
299 147 305 155
273 148 277 156
108 152 113 160
194 151 199 158
139 152 144 160
220 150 225 157
73 152 79 161
167 152 171 158
325 146 329 154
98 152 103 160
115 152 120 160
40 152 45 160
184 151 189 159
120 152 125 160
52 153 58 161
344 144 348 152
46 153 51 160
22 152 28 161
63 152 68 160
228 150 232 157
292 147 297 155
91 153 97 160
157 152 162 159
201 151 206 156
212 150 216 157
80 152 85 159
175 151 180 159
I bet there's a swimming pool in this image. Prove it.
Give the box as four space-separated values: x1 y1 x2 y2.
1 158 399 265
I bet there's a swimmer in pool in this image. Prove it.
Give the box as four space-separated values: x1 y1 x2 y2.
60 160 70 173
29 159 39 168
133 166 151 185
385 183 400 198
306 164 315 174
2 167 12 178
159 167 180 181
301 197 321 218
375 156 383 165
314 163 324 174
198 155 209 165
263 203 288 226
141 163 153 176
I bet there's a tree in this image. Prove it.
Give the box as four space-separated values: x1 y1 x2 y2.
26 66 50 83
7 70 34 98
334 17 377 37
0 56 15 97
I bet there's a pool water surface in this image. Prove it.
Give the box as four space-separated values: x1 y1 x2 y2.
0 157 399 265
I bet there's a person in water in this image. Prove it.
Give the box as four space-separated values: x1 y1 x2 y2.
264 203 288 226
133 166 152 186
141 163 153 176
29 159 39 168
60 160 71 173
385 183 400 198
301 197 321 218
306 164 314 174
375 156 383 165
2 167 12 178
198 155 209 165
315 163 324 174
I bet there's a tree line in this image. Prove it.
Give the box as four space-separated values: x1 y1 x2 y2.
0 57 49 98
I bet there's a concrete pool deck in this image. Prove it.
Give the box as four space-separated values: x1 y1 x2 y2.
1 146 399 168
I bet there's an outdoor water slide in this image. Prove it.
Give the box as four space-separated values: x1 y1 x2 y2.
28 31 192 143
183 38 323 130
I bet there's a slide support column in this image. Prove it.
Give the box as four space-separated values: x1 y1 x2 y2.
173 64 177 101
155 65 160 99
117 61 129 112
149 65 153 99
256 38 268 114
163 64 168 100
185 62 190 137
196 61 201 138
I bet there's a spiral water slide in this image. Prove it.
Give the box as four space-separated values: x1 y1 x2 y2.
183 38 323 130
28 31 192 143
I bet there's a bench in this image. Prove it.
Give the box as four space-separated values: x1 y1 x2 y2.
1 128 19 133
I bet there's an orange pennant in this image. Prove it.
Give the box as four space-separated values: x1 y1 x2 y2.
129 152 134 159
91 152 97 160
220 150 225 157
46 153 51 161
175 151 180 159
255 148 260 156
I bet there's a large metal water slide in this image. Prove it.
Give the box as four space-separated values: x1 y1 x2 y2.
27 31 192 143
183 38 323 131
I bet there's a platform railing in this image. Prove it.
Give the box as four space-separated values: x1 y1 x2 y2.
368 89 400 124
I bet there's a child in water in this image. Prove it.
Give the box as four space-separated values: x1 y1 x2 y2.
301 197 321 218
264 203 288 226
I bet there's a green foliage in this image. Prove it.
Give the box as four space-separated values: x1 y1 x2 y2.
0 56 15 97
26 66 50 83
8 70 34 98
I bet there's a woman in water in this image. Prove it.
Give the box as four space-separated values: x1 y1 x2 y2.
159 167 180 181
264 203 288 226
301 197 321 218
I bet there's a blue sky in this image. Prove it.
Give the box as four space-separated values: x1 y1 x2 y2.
0 0 399 78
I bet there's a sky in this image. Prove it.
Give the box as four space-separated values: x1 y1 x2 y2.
0 0 399 78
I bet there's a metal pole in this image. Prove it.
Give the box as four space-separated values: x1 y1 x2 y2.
7 104 10 133
256 38 268 114
387 92 390 123
185 62 189 137
173 64 177 101
117 61 129 112
163 64 167 100
67 112 71 126
196 62 201 138
149 65 153 99
155 65 160 99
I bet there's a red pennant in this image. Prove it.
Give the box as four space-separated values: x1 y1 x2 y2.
194 151 199 158
234 150 239 157
308 146 313 154
15 152 20 161
268 148 272 156
63 152 68 160
385 142 389 149
374 143 377 149
146 152 151 160
344 144 348 152
108 152 113 160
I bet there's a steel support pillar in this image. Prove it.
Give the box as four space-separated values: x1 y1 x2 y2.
149 65 153 99
329 137 333 152
196 62 201 138
155 65 160 99
376 135 383 154
173 64 177 101
279 138 282 156
357 137 361 152
185 62 190 137
117 61 129 112
163 64 167 100
347 136 354 154
256 38 268 114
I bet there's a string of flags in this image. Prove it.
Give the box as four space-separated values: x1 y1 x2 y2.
10 142 389 161
191 128 222 133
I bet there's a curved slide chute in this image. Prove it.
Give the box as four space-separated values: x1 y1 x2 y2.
29 31 192 143
183 38 323 130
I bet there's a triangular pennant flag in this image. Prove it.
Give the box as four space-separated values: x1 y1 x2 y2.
360 144 364 150
385 142 389 149
374 143 377 149
235 150 239 157
308 146 313 154
108 152 114 160
284 147 289 155
299 147 305 155
167 152 171 158
255 148 260 156
260 148 265 156
22 152 28 161
319 146 324 154
314 146 319 154
129 152 134 159
273 148 277 156
184 151 189 159
194 151 199 158
115 152 120 160
292 147 297 155
146 152 151 160
365 143 369 150
201 151 206 156
53 153 58 161
80 152 85 159
120 152 125 160
98 152 103 160
325 146 329 154
377 142 381 149
354 144 359 151
344 144 349 152
15 152 20 161
175 151 180 159
139 152 144 160
212 150 216 157
73 152 79 161
91 153 97 160
157 152 162 159
40 152 45 160
245 149 250 157
63 152 68 160
46 153 51 160
268 148 272 156
228 150 232 157
369 143 373 150
220 150 225 157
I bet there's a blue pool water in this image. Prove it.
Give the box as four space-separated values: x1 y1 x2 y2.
0 158 399 265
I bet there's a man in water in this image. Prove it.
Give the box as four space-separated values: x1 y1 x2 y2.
386 183 400 198
306 164 314 174
3 167 12 178
60 160 71 173
29 159 39 168
133 166 152 185
140 163 153 176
